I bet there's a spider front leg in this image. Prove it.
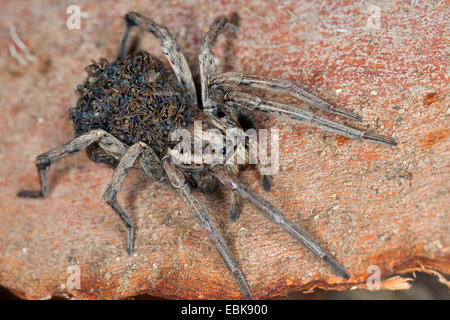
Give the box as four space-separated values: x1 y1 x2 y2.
118 12 197 106
199 16 272 194
222 91 397 146
210 167 350 280
18 129 127 198
213 72 363 122
199 14 237 115
162 158 252 299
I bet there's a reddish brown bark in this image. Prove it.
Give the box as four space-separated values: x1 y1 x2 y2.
0 0 448 299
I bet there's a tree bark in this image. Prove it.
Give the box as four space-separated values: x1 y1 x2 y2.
0 0 448 299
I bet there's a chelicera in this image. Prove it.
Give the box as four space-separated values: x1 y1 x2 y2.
19 12 396 299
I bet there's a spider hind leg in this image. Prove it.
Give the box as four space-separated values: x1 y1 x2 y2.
163 158 252 299
18 128 163 254
211 167 350 280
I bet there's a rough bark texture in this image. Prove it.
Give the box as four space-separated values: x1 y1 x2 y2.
0 0 448 299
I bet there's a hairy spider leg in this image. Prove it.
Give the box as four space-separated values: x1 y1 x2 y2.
222 91 397 146
200 15 245 220
213 72 363 122
163 158 252 299
199 15 237 116
229 190 243 221
201 15 272 199
211 167 350 280
18 129 126 198
118 12 197 107
18 129 162 254
103 142 152 254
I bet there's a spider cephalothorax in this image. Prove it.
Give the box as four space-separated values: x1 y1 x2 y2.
19 12 396 299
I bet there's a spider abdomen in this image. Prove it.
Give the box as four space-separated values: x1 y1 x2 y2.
71 51 196 164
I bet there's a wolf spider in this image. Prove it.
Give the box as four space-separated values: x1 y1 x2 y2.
19 12 396 299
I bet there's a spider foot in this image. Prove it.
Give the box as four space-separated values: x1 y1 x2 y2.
362 132 397 146
229 202 241 222
262 175 271 192
17 190 44 198
322 254 350 279
126 227 135 255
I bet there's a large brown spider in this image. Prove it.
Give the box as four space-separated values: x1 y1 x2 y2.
19 12 396 299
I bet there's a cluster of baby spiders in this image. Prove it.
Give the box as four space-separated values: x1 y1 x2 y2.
19 12 396 299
